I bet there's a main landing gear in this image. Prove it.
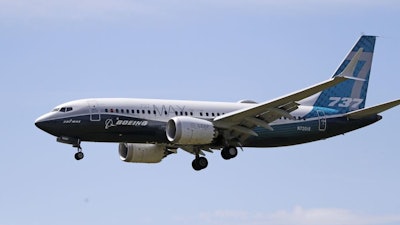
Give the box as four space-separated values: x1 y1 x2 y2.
191 146 238 171
221 146 238 160
192 156 208 171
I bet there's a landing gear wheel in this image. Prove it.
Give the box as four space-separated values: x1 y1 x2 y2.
192 159 201 171
192 157 208 171
197 157 208 169
73 140 84 161
74 151 84 160
221 146 238 160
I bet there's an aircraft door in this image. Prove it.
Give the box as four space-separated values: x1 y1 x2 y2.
88 100 101 121
317 110 327 131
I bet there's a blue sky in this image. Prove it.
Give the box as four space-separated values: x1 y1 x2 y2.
1 1 400 225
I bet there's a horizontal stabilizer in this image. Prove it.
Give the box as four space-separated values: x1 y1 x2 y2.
346 99 400 119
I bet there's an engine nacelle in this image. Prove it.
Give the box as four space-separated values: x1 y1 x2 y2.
119 143 165 163
166 116 217 145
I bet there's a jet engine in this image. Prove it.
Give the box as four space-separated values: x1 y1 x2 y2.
119 143 165 163
166 117 217 145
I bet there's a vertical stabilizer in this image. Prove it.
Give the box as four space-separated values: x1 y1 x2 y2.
304 35 376 113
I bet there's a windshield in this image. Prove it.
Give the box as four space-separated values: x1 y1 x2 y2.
52 107 73 112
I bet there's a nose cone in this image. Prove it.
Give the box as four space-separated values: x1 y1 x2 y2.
35 116 43 130
35 113 54 133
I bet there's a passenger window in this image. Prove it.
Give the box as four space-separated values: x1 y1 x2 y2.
131 109 135 113
121 109 124 113
212 113 215 117
190 112 193 116
185 112 188 116
105 109 108 113
200 112 203 116
137 110 140 114
142 110 145 114
116 109 119 113
206 112 209 117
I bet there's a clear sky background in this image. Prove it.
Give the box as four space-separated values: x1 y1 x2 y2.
1 1 400 225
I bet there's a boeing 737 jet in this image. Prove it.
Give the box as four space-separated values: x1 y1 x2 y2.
35 35 400 170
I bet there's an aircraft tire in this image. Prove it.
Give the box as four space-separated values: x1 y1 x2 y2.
75 152 84 160
192 159 201 171
221 146 238 160
197 157 208 169
192 157 208 170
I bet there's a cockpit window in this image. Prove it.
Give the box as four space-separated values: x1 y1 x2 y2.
56 107 73 112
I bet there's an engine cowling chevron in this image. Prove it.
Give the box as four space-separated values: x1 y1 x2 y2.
166 117 217 145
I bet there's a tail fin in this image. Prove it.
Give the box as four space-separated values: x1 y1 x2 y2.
305 35 376 113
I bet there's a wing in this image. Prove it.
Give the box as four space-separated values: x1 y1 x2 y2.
212 76 348 143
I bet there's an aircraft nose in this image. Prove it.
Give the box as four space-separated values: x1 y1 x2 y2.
35 114 52 132
35 116 45 130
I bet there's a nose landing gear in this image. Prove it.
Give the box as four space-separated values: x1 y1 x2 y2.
74 147 84 160
73 141 84 160
56 136 85 161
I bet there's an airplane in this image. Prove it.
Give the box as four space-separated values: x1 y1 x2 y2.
35 35 400 171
